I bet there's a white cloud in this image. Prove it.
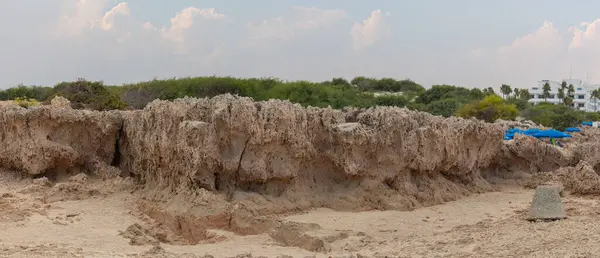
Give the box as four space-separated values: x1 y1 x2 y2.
55 0 117 37
246 6 346 43
495 21 564 57
158 7 225 43
468 19 600 88
4 1 232 86
54 1 227 52
569 19 600 56
350 9 390 50
98 2 130 31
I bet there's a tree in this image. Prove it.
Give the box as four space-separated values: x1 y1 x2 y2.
568 84 575 98
542 82 551 101
521 103 583 130
374 95 408 107
456 94 518 122
329 77 351 87
49 78 127 110
557 86 565 105
425 99 462 117
482 87 495 95
518 89 531 100
564 96 574 107
566 84 575 108
350 76 373 91
500 84 512 99
513 88 520 99
592 89 600 112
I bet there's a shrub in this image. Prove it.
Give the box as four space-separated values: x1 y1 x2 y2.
456 95 518 122
13 96 40 108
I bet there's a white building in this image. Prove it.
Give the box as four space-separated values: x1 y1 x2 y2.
528 79 600 112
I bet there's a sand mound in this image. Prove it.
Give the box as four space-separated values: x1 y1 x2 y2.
119 223 162 246
268 221 351 252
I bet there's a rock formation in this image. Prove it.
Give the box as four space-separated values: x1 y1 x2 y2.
527 161 600 195
1 94 599 243
0 99 122 177
120 95 503 206
117 95 507 241
500 134 574 173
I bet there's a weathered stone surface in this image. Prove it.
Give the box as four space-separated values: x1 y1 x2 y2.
527 185 567 221
0 102 123 175
119 95 505 209
4 94 600 243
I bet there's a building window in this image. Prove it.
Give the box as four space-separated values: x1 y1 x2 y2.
578 103 585 108
530 94 535 99
532 87 539 90
549 94 555 99
577 95 585 99
577 88 583 91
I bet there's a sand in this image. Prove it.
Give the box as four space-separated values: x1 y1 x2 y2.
1 172 599 258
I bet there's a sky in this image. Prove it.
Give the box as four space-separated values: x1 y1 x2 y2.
2 0 600 90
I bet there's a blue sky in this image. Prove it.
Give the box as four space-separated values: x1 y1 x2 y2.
2 0 600 90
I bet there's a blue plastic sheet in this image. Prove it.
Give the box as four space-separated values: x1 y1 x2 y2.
532 129 572 138
564 127 581 132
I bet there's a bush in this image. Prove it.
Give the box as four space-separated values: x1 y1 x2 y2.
456 95 518 122
2 75 599 130
373 95 409 107
49 78 128 110
520 103 600 130
13 97 40 108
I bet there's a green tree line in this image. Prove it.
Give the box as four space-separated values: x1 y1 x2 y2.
1 76 599 130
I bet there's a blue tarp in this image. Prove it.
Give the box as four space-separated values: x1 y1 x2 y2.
503 128 544 140
523 128 542 135
564 127 581 132
532 129 572 138
582 121 593 126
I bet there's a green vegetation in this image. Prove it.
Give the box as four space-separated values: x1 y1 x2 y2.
13 97 40 108
456 95 518 123
0 76 598 130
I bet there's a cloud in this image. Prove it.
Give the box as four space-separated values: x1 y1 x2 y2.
350 9 391 50
98 2 130 31
10 1 232 85
155 7 226 43
0 3 404 88
246 6 346 44
139 7 227 53
54 0 117 37
468 19 600 88
55 1 226 45
495 21 564 57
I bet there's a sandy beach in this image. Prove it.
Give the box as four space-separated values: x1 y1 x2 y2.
0 172 597 258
